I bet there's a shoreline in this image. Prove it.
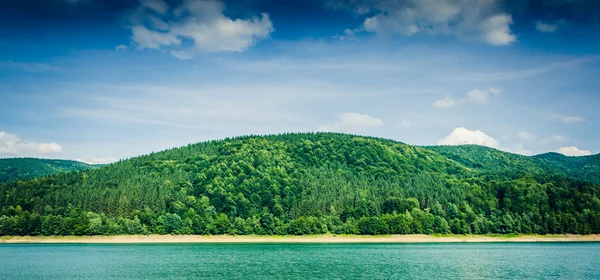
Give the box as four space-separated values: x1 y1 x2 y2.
1 234 600 244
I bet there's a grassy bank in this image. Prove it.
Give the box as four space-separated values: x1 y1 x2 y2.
1 234 599 244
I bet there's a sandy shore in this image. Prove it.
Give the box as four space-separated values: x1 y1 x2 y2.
1 234 599 244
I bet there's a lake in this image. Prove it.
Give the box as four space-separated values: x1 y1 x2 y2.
1 243 599 279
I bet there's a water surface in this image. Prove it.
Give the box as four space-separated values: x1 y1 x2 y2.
1 243 599 279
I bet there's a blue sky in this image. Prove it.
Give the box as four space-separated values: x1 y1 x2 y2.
1 0 599 163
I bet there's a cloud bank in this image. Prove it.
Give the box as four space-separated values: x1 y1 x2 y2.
437 127 501 148
437 127 533 155
0 131 63 155
557 146 593 156
338 0 517 46
75 157 119 164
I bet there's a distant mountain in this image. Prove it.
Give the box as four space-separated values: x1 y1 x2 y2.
533 152 600 184
0 158 99 184
423 145 547 172
424 145 600 184
0 133 598 236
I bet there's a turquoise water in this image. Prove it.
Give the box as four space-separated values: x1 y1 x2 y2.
1 243 599 279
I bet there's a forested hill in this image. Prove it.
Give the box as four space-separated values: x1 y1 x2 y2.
425 145 600 184
534 152 600 184
0 158 99 184
1 133 599 236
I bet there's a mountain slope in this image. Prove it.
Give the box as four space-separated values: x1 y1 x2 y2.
0 158 99 184
423 145 546 173
424 145 600 184
0 133 599 236
534 152 600 184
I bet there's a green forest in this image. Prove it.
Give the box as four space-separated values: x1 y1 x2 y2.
1 133 599 236
0 158 98 184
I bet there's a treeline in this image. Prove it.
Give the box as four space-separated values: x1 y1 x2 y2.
0 158 97 184
2 195 598 236
1 133 599 236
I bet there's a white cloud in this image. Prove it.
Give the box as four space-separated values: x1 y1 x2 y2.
76 157 119 164
171 12 273 52
363 12 420 36
557 146 593 156
0 131 19 154
480 14 517 46
349 0 516 46
170 50 194 60
334 28 358 40
437 127 500 148
0 131 63 155
466 89 492 103
116 44 128 51
131 0 274 53
433 88 500 108
505 143 532 156
551 114 585 124
317 112 383 133
438 127 535 155
535 21 560 33
433 96 459 108
394 120 412 129
517 131 536 141
344 28 356 37
132 25 181 49
38 143 63 154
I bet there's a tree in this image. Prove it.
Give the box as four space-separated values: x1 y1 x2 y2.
358 217 388 235
159 213 183 234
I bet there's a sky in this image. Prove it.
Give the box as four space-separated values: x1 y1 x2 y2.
0 0 599 163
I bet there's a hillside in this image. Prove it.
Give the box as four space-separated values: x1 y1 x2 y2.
0 158 99 184
0 133 599 236
426 145 600 184
534 153 600 184
424 145 548 173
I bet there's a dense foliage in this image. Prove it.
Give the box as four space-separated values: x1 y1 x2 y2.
427 145 600 184
0 158 98 184
534 153 600 184
1 133 599 236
